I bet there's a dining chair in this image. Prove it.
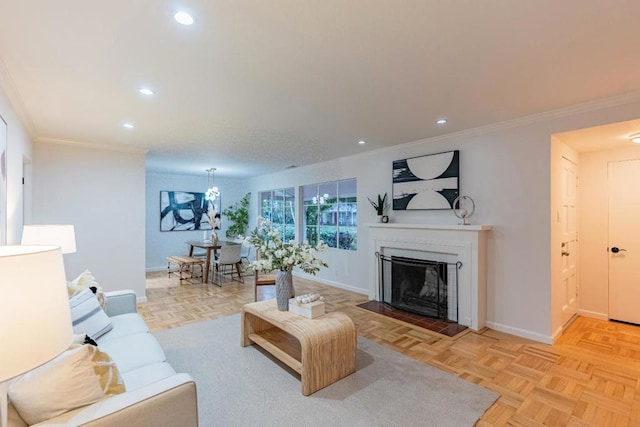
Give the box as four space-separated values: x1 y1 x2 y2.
212 244 244 286
240 245 252 264
234 238 253 265
254 249 276 301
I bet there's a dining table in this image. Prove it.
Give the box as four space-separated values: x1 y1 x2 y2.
186 240 241 283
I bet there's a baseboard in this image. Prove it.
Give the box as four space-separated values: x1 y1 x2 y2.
292 273 368 295
485 321 553 344
137 296 148 304
551 325 564 343
146 266 166 273
577 309 608 321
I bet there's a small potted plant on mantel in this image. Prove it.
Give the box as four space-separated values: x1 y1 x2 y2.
367 193 388 223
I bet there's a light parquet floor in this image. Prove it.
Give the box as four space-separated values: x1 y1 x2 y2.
140 271 640 426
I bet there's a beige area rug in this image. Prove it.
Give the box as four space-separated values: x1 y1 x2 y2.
154 314 498 427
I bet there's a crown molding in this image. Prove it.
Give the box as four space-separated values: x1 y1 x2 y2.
0 55 36 139
36 137 149 154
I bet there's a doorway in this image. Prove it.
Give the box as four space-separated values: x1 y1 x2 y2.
608 159 640 325
553 118 640 331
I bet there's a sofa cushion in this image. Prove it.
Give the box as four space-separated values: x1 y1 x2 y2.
97 313 149 343
69 288 113 339
98 333 166 374
8 344 125 425
121 362 177 391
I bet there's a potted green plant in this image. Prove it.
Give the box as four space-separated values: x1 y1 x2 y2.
367 193 388 222
222 193 250 239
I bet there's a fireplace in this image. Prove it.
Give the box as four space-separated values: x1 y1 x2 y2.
368 223 491 331
378 253 460 322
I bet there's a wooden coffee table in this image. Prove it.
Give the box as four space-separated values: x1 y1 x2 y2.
241 299 357 395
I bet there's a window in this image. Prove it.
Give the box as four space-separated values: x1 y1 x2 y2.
259 188 295 241
302 178 357 250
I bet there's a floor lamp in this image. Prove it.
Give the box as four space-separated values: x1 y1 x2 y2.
21 225 77 254
0 246 73 427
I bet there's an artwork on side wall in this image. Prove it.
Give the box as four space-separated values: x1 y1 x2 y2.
160 191 220 231
0 115 6 244
392 150 459 210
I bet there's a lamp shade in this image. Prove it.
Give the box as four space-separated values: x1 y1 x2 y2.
21 225 77 254
0 246 73 382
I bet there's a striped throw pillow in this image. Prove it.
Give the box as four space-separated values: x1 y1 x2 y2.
69 288 113 339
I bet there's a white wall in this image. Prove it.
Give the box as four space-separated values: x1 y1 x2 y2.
241 122 555 340
145 171 248 271
0 83 33 244
33 142 147 300
578 145 640 320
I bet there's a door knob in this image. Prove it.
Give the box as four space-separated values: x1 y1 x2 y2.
611 247 627 253
561 251 570 256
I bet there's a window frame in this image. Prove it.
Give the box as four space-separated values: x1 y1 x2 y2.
258 187 296 241
301 178 357 251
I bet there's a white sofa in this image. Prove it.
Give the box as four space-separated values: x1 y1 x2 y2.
8 290 198 427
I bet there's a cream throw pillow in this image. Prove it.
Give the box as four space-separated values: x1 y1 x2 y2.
9 344 126 425
67 269 107 311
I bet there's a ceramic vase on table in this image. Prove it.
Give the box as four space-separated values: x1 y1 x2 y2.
276 269 295 311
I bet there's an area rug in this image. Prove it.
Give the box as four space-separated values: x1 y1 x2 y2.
154 314 498 427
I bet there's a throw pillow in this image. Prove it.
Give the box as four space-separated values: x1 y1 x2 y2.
9 344 126 425
67 269 107 311
69 288 113 339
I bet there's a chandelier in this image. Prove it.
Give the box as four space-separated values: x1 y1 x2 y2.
205 168 220 201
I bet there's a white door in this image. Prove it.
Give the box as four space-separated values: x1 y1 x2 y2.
560 156 578 325
608 159 640 324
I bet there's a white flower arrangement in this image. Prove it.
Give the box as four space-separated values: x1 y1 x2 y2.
207 203 220 230
241 217 328 274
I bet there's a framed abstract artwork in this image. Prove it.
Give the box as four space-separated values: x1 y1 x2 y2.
160 191 220 231
392 150 459 210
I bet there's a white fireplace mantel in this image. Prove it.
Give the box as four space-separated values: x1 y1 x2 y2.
367 223 492 331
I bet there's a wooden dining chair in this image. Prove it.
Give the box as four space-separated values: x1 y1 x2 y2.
254 249 276 301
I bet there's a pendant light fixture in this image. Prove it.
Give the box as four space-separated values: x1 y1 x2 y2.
205 168 220 201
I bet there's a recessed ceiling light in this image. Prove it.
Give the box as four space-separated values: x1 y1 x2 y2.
630 134 640 144
174 11 194 25
139 88 154 96
358 140 366 145
436 119 447 125
123 123 134 129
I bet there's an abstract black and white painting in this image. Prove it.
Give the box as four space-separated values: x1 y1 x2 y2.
392 150 459 210
160 191 219 231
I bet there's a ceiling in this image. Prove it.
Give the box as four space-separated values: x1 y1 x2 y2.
1 1 640 178
555 119 640 153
